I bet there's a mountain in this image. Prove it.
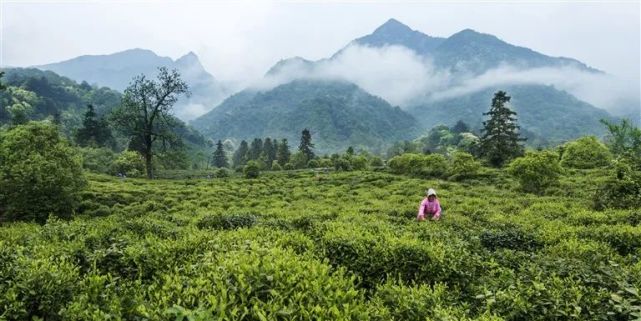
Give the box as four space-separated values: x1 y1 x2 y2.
36 49 228 121
0 67 208 148
407 85 612 145
248 18 616 147
430 29 598 74
265 57 315 77
191 80 420 154
347 18 446 57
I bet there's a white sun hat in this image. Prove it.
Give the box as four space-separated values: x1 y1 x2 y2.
426 188 437 196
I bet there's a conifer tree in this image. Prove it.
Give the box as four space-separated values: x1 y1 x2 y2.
212 140 229 168
452 120 470 134
75 104 114 148
298 128 315 161
276 138 291 166
249 138 263 161
0 71 6 91
479 91 525 167
346 146 355 156
233 140 249 167
261 138 276 169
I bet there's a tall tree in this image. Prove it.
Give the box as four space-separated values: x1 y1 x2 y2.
479 91 525 167
0 71 6 91
600 119 641 157
346 146 355 156
75 104 114 148
233 140 249 168
452 120 470 134
298 128 315 161
276 138 291 166
249 138 263 161
211 140 229 168
110 67 189 178
261 137 276 169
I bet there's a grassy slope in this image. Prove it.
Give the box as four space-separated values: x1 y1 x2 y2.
0 170 639 320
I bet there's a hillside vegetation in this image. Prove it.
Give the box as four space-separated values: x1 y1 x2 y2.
191 80 420 154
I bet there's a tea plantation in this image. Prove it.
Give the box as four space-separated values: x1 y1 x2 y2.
1 169 640 320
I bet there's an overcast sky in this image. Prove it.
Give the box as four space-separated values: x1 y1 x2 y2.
1 0 639 85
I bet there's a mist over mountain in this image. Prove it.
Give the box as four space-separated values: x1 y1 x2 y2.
28 18 638 152
191 18 637 149
37 49 229 121
262 18 628 111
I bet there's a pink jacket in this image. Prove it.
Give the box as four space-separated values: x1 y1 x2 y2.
417 198 441 219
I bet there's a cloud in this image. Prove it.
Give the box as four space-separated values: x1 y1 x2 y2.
430 65 640 116
174 103 210 121
254 45 453 106
258 44 640 117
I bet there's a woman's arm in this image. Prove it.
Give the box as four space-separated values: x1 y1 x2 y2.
432 200 442 220
417 198 427 220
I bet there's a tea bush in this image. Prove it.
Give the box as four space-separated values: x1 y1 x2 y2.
0 121 86 223
110 150 145 177
388 153 449 178
0 169 638 320
244 160 260 178
561 136 613 169
450 151 481 180
508 150 563 194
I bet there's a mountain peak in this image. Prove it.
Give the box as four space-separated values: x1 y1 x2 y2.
265 56 315 77
447 29 502 44
372 18 413 36
112 48 162 59
176 51 201 65
346 18 445 57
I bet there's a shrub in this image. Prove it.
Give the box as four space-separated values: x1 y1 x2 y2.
214 168 230 178
371 281 481 321
480 227 542 251
370 156 384 167
197 213 258 230
593 161 641 210
333 157 353 171
449 151 481 180
161 247 370 320
351 155 369 171
290 152 308 169
110 150 145 177
244 160 260 178
388 153 449 178
307 159 320 168
508 151 562 194
271 162 282 171
284 163 295 170
560 136 612 169
317 158 332 168
0 122 87 222
79 147 116 174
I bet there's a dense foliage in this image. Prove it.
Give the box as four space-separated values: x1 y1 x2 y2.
449 151 481 180
0 168 639 320
0 68 121 131
388 153 449 178
507 150 563 194
560 136 612 169
191 80 420 154
408 85 611 146
0 121 86 222
0 68 210 172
